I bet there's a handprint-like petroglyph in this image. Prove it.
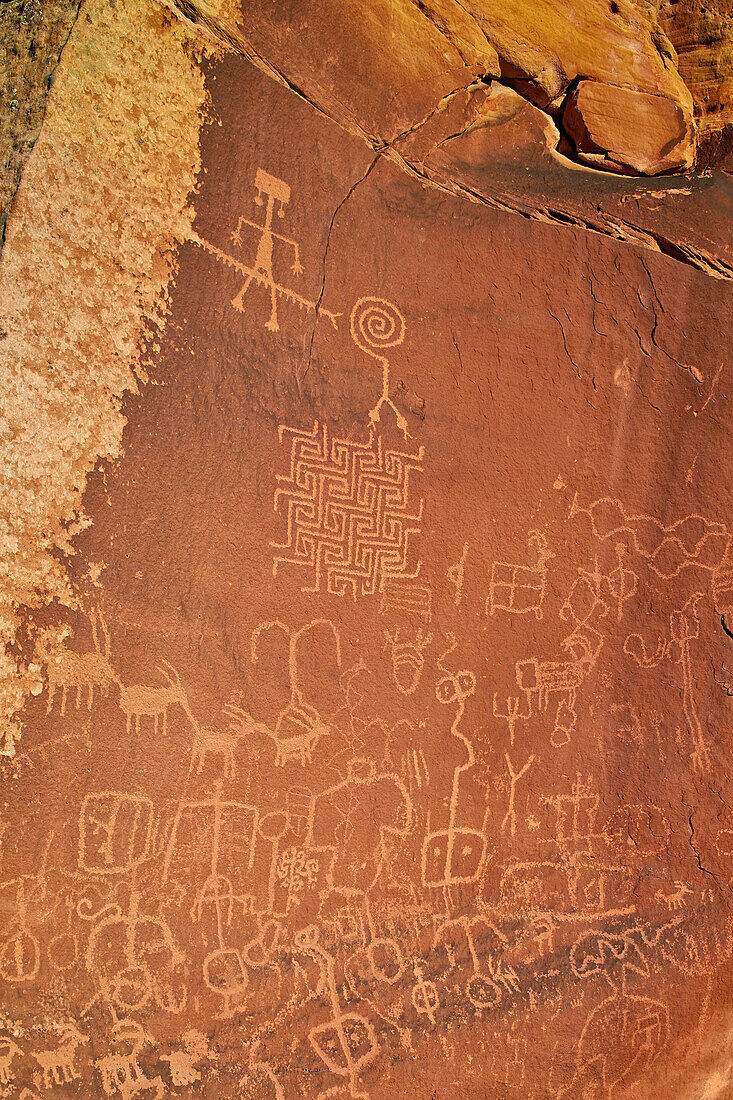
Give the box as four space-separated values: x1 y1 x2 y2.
272 421 424 598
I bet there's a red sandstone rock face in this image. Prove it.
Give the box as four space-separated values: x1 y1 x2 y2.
0 2 732 1099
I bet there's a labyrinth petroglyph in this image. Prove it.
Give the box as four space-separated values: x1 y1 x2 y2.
2 40 732 1099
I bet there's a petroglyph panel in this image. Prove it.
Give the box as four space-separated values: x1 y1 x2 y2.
1 13 732 1100
272 421 425 598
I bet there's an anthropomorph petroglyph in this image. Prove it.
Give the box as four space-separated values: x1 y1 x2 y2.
383 628 433 696
190 167 339 333
350 297 410 438
422 636 488 911
228 618 342 768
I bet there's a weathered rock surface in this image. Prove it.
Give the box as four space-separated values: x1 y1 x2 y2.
563 79 696 175
0 1 731 1098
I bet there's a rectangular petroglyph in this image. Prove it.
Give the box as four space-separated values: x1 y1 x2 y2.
272 421 425 598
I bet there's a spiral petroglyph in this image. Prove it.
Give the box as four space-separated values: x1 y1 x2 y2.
350 297 405 358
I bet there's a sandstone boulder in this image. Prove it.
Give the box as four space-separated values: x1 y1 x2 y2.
563 78 696 174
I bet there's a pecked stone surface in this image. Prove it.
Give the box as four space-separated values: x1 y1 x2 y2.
0 2 732 1099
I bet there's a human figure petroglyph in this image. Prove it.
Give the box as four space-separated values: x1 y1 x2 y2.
435 916 520 1011
422 635 488 907
293 924 378 1099
487 531 554 620
624 592 710 770
501 752 536 838
0 837 54 985
162 787 259 896
606 543 637 622
543 773 601 854
492 693 531 748
0 881 42 984
350 297 409 438
42 609 115 715
411 963 439 1025
272 420 424 597
79 887 186 1017
308 758 411 895
32 1021 89 1089
203 943 250 1019
190 167 339 333
115 660 187 737
670 592 710 771
383 628 432 696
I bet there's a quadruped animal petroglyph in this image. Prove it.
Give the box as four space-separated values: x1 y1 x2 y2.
6 234 731 1100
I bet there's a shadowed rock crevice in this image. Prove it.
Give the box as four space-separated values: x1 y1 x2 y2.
0 0 82 252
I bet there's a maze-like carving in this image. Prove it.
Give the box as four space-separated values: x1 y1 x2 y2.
272 421 425 597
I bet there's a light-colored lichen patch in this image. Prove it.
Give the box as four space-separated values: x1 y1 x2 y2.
0 0 206 754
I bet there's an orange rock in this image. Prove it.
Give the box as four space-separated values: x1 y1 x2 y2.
563 78 696 174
